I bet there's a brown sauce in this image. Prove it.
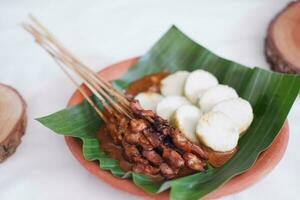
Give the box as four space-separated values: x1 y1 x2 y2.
97 71 237 177
97 127 132 172
203 146 237 167
126 71 170 95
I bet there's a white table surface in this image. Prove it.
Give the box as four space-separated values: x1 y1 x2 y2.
0 0 299 199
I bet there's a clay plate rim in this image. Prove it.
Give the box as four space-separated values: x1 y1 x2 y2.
64 57 289 200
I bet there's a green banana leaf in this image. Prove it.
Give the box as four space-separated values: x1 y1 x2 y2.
37 26 300 200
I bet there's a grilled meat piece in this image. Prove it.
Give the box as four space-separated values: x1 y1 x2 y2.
130 119 147 132
132 163 160 176
142 127 163 148
159 163 177 179
122 140 148 164
183 153 205 171
162 147 185 169
170 129 207 159
143 150 163 166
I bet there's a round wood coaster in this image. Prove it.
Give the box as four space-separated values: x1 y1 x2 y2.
265 1 300 74
0 84 27 163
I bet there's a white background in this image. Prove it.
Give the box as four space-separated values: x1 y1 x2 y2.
0 0 299 199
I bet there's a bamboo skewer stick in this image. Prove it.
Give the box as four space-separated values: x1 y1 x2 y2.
23 24 116 117
23 16 134 120
54 59 108 122
28 15 130 105
24 18 132 117
28 15 127 97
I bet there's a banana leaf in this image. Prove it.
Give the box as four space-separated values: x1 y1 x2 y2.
37 26 300 200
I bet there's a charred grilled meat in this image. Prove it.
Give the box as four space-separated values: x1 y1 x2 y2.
104 99 207 179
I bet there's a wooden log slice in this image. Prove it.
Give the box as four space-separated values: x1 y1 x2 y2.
265 1 300 74
0 84 27 163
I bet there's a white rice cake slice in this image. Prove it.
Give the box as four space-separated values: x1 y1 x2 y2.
196 111 239 152
184 69 218 104
156 96 190 120
160 71 190 96
212 98 253 134
198 84 238 112
135 92 163 111
172 105 202 144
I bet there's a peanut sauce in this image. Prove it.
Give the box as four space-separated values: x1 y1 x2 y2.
98 126 132 172
126 71 170 95
97 71 237 177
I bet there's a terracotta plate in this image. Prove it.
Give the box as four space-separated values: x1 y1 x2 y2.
65 57 289 200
